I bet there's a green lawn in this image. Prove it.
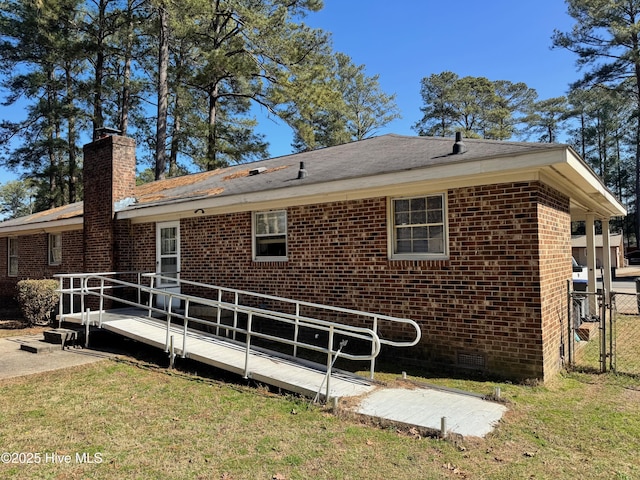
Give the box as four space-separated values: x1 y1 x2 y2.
0 351 639 479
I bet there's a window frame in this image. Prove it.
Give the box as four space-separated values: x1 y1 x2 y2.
388 193 449 260
8 237 18 276
252 210 288 262
48 232 62 266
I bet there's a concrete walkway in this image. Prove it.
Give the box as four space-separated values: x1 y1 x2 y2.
0 332 506 438
0 335 117 380
354 385 506 438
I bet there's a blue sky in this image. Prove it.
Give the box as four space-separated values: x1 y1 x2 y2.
0 0 579 184
252 0 578 158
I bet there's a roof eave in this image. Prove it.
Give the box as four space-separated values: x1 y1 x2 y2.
118 146 615 223
0 217 83 237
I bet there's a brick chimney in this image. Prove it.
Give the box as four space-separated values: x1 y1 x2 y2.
83 134 136 274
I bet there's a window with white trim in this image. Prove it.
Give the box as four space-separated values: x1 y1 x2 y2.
8 237 18 276
253 210 287 260
48 233 62 265
390 194 447 258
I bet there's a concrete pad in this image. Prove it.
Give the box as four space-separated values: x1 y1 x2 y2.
354 386 507 438
0 335 116 380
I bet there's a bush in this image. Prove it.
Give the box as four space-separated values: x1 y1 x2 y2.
16 279 59 326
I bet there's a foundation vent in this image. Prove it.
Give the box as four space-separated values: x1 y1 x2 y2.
457 352 486 369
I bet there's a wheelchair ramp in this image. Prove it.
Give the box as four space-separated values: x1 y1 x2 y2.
64 310 375 400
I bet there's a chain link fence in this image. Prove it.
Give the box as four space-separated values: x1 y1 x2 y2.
569 289 640 376
569 291 604 373
610 292 640 376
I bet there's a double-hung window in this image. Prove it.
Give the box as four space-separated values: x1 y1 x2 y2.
49 233 62 265
390 194 447 259
253 210 287 260
8 237 18 276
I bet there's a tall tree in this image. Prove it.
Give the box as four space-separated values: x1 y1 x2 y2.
413 71 459 137
2 0 385 213
165 0 325 168
487 80 537 140
413 72 537 140
155 0 168 179
0 179 35 219
567 86 633 198
553 0 640 244
524 96 569 143
271 43 347 152
0 0 86 207
273 51 400 151
335 53 401 141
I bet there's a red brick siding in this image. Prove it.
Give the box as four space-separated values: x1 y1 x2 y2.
124 223 156 274
83 135 136 273
0 230 84 301
0 169 571 381
169 180 570 381
537 184 572 381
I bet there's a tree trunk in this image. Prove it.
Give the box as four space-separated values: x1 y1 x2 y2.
169 92 181 177
46 67 57 209
119 0 134 135
93 0 107 136
635 114 640 247
206 84 218 170
65 62 77 203
155 3 169 180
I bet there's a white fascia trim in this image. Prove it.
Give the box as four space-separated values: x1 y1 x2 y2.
540 149 626 218
0 217 83 237
564 152 626 216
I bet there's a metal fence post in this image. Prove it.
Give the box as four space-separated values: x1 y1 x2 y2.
609 293 615 372
599 289 607 373
566 280 572 367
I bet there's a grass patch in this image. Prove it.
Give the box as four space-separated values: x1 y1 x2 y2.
1 309 639 479
0 351 638 479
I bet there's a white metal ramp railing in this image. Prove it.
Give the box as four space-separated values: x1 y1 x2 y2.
55 272 421 396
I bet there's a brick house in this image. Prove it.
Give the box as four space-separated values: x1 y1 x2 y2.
0 133 626 381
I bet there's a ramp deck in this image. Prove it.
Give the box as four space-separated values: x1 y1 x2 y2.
63 309 376 400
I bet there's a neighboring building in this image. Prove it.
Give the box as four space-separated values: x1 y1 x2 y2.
572 234 625 271
0 133 626 382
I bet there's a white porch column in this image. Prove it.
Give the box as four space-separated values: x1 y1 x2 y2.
601 218 612 301
585 214 597 313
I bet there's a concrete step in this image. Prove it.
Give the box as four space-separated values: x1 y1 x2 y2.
19 328 83 354
20 341 58 354
43 328 80 345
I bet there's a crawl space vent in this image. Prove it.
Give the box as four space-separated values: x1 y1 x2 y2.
457 352 486 369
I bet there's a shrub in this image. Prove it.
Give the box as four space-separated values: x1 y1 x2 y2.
16 279 59 326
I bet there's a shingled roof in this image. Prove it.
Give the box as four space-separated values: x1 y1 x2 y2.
0 133 625 234
127 134 566 209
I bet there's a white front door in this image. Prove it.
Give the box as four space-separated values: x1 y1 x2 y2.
156 221 180 309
